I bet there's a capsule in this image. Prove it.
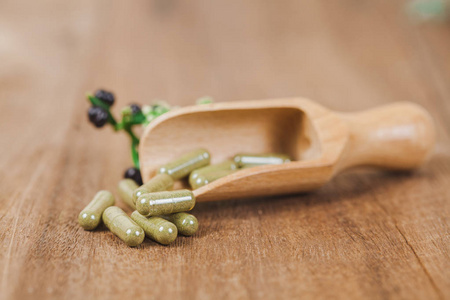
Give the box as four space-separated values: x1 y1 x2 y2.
233 153 291 168
132 173 174 204
78 190 115 230
189 160 237 181
189 160 237 189
158 148 210 180
131 211 178 245
102 206 145 247
165 212 199 236
136 189 195 217
189 169 238 189
118 179 139 209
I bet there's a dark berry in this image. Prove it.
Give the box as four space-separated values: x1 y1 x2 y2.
124 167 143 185
130 104 142 115
94 89 115 106
88 106 109 128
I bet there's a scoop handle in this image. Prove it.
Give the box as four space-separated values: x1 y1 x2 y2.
337 102 435 171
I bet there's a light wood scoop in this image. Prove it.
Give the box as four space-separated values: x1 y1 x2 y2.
139 98 435 202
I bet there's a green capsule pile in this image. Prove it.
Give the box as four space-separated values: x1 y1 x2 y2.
78 148 291 246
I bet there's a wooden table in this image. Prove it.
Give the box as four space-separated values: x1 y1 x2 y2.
1 1 449 299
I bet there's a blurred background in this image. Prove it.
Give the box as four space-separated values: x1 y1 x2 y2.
0 1 448 105
1 1 449 299
1 0 449 169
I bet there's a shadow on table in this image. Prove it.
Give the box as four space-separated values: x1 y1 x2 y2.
193 159 437 219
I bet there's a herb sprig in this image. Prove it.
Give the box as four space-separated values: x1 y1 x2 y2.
86 89 212 184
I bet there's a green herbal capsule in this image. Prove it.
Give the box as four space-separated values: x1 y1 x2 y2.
165 212 199 236
103 206 145 247
78 190 115 230
132 173 174 204
131 211 178 245
233 153 292 168
189 169 238 189
136 190 195 217
118 179 139 209
189 160 237 181
189 160 237 189
158 148 210 180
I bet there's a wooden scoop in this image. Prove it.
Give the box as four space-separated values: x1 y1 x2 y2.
139 98 435 202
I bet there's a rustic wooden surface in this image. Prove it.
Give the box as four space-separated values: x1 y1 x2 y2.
0 1 449 299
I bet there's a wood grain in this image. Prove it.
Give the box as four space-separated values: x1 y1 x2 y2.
140 99 435 202
0 1 449 300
